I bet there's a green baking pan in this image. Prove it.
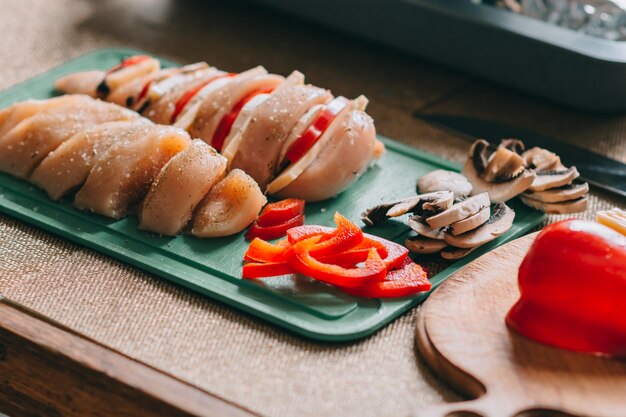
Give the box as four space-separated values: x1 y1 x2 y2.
0 48 545 341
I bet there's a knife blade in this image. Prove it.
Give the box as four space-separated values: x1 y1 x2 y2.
416 114 626 199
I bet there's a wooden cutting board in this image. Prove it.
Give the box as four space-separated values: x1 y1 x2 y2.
415 233 626 417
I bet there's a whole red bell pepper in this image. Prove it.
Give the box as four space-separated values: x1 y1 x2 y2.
506 219 626 357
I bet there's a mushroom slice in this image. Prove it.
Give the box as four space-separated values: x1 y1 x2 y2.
408 215 445 240
462 140 535 203
360 191 453 226
444 203 514 249
417 169 473 199
522 147 563 171
528 167 579 192
405 236 447 254
441 246 478 260
449 206 490 236
522 182 588 204
426 192 490 229
190 169 267 238
520 195 588 214
500 138 525 155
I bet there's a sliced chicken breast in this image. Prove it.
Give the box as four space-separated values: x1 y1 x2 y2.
229 71 332 189
74 125 190 219
272 108 376 202
0 95 81 139
0 96 136 178
30 119 149 200
143 66 223 124
186 68 283 146
54 70 106 97
191 169 266 238
139 140 227 236
106 68 178 108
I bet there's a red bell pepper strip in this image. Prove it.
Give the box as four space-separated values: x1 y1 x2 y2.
107 55 151 74
257 199 306 227
303 213 363 258
506 219 626 357
287 225 335 244
244 238 293 263
342 258 431 298
212 86 275 151
289 238 386 288
284 96 350 163
242 261 295 279
245 213 305 242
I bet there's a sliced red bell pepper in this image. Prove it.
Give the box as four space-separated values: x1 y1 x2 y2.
342 258 431 298
257 198 305 227
244 238 293 263
304 213 363 258
245 213 305 242
287 225 335 244
107 55 151 74
284 96 350 163
289 238 386 288
211 86 275 151
242 261 294 279
170 73 235 123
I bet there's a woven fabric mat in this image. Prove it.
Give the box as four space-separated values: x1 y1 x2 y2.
1 1 625 417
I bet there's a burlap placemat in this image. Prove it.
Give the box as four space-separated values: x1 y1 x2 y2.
1 1 624 416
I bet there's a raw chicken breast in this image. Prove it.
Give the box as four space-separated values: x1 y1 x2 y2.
186 67 283 146
191 169 266 238
229 71 331 189
31 119 150 200
0 96 136 178
54 71 105 97
275 109 376 201
0 95 80 139
143 66 222 124
74 125 190 219
139 139 227 236
106 68 177 108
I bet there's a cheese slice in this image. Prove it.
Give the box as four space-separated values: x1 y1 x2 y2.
597 208 626 236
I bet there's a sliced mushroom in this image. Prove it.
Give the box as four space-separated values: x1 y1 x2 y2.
361 191 453 226
500 138 525 155
528 166 579 192
449 205 490 236
426 192 490 229
417 169 473 199
408 215 445 240
520 195 588 214
522 147 563 171
444 203 514 249
441 246 478 260
405 236 447 254
522 182 588 203
462 140 535 203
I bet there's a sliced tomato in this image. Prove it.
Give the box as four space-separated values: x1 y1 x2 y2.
290 239 386 288
242 261 294 279
245 213 305 242
211 86 275 151
170 73 235 123
342 259 431 298
135 79 153 105
257 199 305 227
107 55 151 74
284 96 350 164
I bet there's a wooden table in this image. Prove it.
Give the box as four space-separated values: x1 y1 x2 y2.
1 1 625 416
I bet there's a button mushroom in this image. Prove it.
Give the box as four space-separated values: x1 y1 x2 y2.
417 169 473 199
444 203 515 249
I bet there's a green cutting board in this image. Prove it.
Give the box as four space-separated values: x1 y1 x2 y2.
0 49 545 341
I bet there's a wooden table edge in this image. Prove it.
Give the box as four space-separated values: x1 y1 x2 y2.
0 297 261 417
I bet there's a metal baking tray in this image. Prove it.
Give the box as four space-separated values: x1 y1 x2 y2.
250 0 626 111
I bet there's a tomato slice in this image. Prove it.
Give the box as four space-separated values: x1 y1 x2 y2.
135 79 153 105
242 261 294 279
284 96 350 164
257 199 305 227
342 259 431 298
107 55 151 74
290 239 386 288
245 213 305 242
170 73 235 124
211 86 275 152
